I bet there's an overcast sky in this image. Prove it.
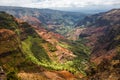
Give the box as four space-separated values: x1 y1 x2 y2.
0 0 120 10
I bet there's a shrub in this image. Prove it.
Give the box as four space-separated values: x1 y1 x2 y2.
7 71 20 80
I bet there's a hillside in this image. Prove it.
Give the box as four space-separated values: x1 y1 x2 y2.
0 6 87 35
0 6 120 80
90 9 120 63
75 9 120 62
76 9 120 27
0 12 90 79
0 12 48 79
74 9 120 80
68 9 120 47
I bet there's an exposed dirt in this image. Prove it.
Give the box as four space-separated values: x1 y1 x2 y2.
18 70 79 80
34 27 76 63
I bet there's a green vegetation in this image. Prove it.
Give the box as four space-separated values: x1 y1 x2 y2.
0 6 88 35
19 21 91 74
20 36 91 74
0 12 92 80
21 36 88 74
69 39 91 57
21 36 51 65
0 12 18 30
62 39 92 74
48 25 73 35
7 70 20 80
47 43 57 52
58 42 70 49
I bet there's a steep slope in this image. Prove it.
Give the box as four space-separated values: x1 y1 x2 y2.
75 9 120 80
69 9 120 47
34 27 75 63
0 6 87 35
77 9 120 27
0 12 91 79
90 9 120 63
0 12 48 79
84 25 120 80
76 9 120 63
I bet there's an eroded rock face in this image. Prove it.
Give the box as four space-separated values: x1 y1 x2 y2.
74 9 120 64
67 28 85 40
91 25 120 64
76 9 120 80
35 27 76 63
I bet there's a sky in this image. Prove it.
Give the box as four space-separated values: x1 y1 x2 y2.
0 0 120 11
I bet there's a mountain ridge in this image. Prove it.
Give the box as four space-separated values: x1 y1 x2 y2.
0 6 120 80
0 6 88 36
75 9 120 80
0 11 90 79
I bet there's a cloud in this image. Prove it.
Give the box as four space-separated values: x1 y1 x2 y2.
0 0 120 9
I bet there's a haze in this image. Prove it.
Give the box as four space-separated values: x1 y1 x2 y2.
0 0 120 12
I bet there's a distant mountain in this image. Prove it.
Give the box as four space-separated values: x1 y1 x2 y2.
0 6 88 35
76 9 120 27
68 9 120 45
53 7 114 14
